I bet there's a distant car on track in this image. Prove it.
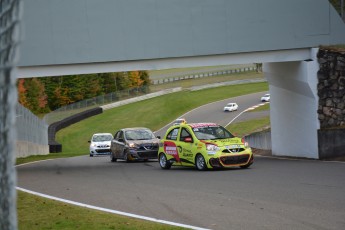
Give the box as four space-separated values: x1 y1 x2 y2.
110 127 160 162
158 122 253 171
173 118 186 125
223 102 238 112
89 133 113 157
261 94 270 102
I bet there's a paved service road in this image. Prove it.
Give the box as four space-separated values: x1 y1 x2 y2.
16 92 345 230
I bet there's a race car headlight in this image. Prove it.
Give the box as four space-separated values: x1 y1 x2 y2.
128 142 136 148
92 143 97 147
206 144 219 151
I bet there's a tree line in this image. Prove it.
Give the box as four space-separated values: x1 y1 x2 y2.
18 71 150 114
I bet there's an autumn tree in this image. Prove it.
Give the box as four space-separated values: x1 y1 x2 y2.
23 78 49 113
17 79 28 107
128 71 144 88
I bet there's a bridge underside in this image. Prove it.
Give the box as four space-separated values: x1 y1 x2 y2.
18 49 312 78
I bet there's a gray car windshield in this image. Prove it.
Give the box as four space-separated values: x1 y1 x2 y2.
125 130 155 140
192 126 234 140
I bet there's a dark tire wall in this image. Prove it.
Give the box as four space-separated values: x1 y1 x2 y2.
48 107 103 153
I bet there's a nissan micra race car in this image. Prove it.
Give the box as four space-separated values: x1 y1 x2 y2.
158 122 253 170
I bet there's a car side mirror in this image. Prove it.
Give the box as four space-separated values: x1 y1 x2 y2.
184 137 193 143
157 136 161 139
118 138 124 142
88 140 91 143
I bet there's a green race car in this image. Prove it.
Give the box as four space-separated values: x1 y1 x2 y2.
158 122 253 170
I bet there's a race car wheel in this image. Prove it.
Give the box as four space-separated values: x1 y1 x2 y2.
110 154 117 162
159 153 171 169
195 154 207 171
90 154 94 157
123 151 131 162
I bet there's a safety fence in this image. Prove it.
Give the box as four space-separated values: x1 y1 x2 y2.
16 103 49 157
151 66 257 85
43 85 150 125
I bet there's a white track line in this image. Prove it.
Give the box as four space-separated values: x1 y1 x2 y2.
16 187 210 230
225 102 269 127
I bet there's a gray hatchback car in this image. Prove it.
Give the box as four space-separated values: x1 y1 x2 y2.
110 127 160 162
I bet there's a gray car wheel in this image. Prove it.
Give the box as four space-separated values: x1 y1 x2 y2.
110 154 117 162
159 153 171 169
123 151 131 162
195 154 207 171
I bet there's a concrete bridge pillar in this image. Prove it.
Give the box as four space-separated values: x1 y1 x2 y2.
264 49 320 159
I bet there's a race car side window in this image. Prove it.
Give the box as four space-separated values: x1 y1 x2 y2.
166 128 179 141
114 131 120 140
180 128 193 142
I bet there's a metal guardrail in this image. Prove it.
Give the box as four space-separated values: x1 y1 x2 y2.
151 67 257 85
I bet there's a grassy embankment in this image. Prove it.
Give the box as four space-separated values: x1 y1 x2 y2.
17 81 270 230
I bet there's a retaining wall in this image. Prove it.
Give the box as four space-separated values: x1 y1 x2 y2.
317 48 345 159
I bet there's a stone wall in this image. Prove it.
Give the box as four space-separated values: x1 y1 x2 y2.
317 48 345 128
317 48 345 159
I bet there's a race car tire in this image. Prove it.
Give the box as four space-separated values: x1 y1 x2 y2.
240 163 252 169
123 151 130 162
110 154 117 162
195 154 207 171
159 153 171 169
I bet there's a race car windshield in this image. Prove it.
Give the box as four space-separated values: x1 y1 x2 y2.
192 126 234 140
125 130 155 140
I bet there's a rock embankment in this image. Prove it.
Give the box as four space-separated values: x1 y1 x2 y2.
317 48 345 128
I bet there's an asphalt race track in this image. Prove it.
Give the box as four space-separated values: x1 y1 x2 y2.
17 92 345 230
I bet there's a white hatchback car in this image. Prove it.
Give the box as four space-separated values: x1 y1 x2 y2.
223 102 238 112
89 133 113 157
261 94 270 102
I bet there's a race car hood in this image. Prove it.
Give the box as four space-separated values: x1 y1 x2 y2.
204 137 244 147
127 138 160 145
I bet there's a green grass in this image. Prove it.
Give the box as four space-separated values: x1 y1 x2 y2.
18 191 184 230
227 116 270 137
248 103 270 112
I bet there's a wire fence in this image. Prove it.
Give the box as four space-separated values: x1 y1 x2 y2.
43 85 150 125
16 103 48 145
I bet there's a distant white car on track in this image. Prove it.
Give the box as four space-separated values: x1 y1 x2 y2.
173 118 186 125
223 102 238 112
261 94 270 102
89 133 113 157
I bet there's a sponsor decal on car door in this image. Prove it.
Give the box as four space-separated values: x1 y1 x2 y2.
163 141 180 162
179 141 195 166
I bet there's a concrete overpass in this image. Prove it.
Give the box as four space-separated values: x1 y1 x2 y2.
18 0 345 159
